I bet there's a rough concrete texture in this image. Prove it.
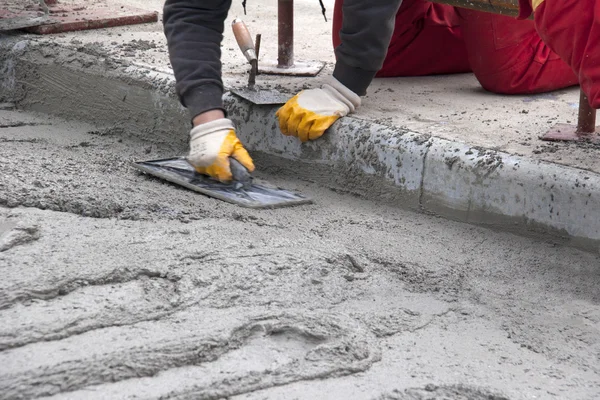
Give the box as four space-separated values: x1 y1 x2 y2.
0 0 48 32
2 36 599 248
0 36 189 150
12 0 599 174
2 108 600 400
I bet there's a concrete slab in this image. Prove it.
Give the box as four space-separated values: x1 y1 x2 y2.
1 108 600 399
0 0 48 32
3 6 600 397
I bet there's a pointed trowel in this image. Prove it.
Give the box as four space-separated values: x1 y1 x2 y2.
230 19 291 105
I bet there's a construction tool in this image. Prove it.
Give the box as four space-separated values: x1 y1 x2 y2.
257 0 325 77
230 19 291 105
132 157 312 209
133 23 311 208
232 18 258 87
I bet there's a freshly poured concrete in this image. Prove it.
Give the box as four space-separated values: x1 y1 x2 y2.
2 3 600 398
1 109 600 400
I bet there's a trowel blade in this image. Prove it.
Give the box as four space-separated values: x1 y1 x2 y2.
132 157 312 209
230 88 291 105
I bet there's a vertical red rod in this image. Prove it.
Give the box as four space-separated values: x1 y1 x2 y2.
278 0 294 68
577 90 597 134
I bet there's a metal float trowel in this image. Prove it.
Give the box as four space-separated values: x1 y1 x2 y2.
132 157 312 209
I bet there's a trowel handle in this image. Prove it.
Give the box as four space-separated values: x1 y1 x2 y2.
232 19 257 63
230 157 253 190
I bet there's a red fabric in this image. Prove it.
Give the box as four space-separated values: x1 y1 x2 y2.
533 0 600 108
456 9 578 94
332 0 471 77
517 0 534 19
332 0 578 95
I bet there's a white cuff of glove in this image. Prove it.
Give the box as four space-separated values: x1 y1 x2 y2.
322 77 362 114
190 118 235 141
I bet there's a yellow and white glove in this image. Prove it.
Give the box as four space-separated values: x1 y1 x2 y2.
276 77 361 142
188 118 255 183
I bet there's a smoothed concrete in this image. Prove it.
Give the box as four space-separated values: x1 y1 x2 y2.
1 35 599 250
225 94 428 207
422 140 600 244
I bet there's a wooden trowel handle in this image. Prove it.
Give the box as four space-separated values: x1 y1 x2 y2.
232 19 257 63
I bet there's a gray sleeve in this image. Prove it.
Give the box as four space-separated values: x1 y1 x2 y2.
333 0 403 96
163 0 232 120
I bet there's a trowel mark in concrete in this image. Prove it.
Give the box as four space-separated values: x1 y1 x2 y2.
0 266 181 311
0 274 183 351
0 221 40 252
0 311 380 400
377 384 510 400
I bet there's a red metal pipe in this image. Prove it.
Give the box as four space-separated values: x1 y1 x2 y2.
577 90 597 134
278 0 294 68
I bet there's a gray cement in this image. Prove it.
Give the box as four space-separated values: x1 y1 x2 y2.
2 37 599 248
1 109 600 399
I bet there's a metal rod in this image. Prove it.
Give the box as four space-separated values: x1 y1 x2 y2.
428 0 520 17
248 60 257 87
278 0 294 68
255 33 262 61
577 90 597 134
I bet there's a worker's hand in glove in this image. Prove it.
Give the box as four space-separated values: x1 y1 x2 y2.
187 118 255 182
276 77 361 142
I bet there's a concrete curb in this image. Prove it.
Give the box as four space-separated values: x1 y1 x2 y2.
422 141 599 246
2 36 599 250
227 95 600 248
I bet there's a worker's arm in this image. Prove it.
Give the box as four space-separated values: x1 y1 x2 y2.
163 0 254 182
164 0 230 119
333 0 404 96
277 0 403 141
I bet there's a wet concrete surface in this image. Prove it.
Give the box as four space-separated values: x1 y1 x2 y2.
1 108 600 399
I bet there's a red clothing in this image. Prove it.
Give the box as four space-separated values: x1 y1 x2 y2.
456 8 578 94
332 0 578 95
518 0 600 108
333 0 470 76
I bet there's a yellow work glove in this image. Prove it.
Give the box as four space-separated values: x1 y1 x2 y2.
187 118 255 183
276 77 361 142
